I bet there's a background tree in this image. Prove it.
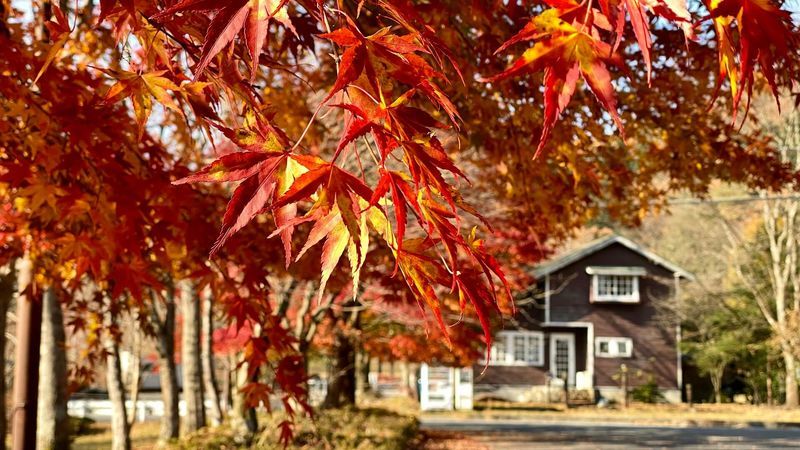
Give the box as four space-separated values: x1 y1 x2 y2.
0 259 16 450
714 102 800 407
179 280 206 432
680 293 759 403
104 296 131 450
148 286 180 442
201 287 224 426
36 288 69 450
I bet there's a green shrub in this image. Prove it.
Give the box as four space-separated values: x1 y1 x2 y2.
275 406 418 450
69 416 96 436
631 377 664 404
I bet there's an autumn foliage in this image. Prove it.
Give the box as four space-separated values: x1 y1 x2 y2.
4 0 800 442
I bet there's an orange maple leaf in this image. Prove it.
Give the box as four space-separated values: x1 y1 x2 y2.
483 10 624 158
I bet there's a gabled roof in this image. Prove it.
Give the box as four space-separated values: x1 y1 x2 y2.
532 234 694 280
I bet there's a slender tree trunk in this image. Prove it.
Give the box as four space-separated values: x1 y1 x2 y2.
106 340 131 450
37 288 69 450
409 363 420 398
152 290 179 443
767 359 775 406
0 262 15 450
783 348 799 407
223 357 232 412
180 281 205 432
127 319 142 428
323 328 357 408
229 356 257 444
356 351 371 398
711 365 725 404
201 288 223 426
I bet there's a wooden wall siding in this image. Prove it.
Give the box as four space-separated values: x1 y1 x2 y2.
544 242 679 389
510 299 546 329
472 365 548 386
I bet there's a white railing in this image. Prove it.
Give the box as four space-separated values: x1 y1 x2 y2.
68 399 219 421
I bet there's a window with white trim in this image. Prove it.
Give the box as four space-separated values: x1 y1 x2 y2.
592 274 640 303
595 336 633 358
489 337 507 364
485 331 544 366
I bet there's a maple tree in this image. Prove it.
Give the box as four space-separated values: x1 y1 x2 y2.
4 0 800 445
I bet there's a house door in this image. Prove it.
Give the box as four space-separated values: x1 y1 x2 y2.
550 333 576 386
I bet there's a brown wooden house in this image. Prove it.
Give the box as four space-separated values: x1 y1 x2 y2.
472 235 693 404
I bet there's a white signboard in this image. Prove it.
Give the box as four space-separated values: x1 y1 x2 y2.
420 364 473 411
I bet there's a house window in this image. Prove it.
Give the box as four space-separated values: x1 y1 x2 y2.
513 335 526 361
525 334 542 363
485 331 544 366
592 274 640 303
489 338 507 364
595 337 633 358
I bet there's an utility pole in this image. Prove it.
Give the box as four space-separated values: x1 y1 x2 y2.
11 256 42 450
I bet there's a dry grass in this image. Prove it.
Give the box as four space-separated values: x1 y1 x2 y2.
72 400 420 450
72 421 161 450
358 395 422 416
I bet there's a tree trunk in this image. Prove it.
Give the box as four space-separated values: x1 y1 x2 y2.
711 365 724 404
152 290 179 443
783 349 799 407
0 262 15 450
106 341 131 450
322 328 357 408
223 357 232 412
180 281 205 432
37 288 69 450
356 352 371 398
409 363 420 399
127 320 142 428
229 356 257 444
767 359 774 406
201 288 223 426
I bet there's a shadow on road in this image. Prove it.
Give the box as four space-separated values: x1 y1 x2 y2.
420 419 800 449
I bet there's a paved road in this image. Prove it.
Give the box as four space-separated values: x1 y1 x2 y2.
420 417 800 449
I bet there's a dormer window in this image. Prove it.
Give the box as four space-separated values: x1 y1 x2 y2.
586 267 645 303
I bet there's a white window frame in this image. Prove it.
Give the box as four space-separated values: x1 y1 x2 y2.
595 336 633 358
590 273 640 303
484 331 545 367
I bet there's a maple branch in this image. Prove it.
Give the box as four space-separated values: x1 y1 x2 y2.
581 0 593 31
142 16 199 66
361 135 381 167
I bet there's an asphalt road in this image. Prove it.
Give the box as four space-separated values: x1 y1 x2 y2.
420 417 800 449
